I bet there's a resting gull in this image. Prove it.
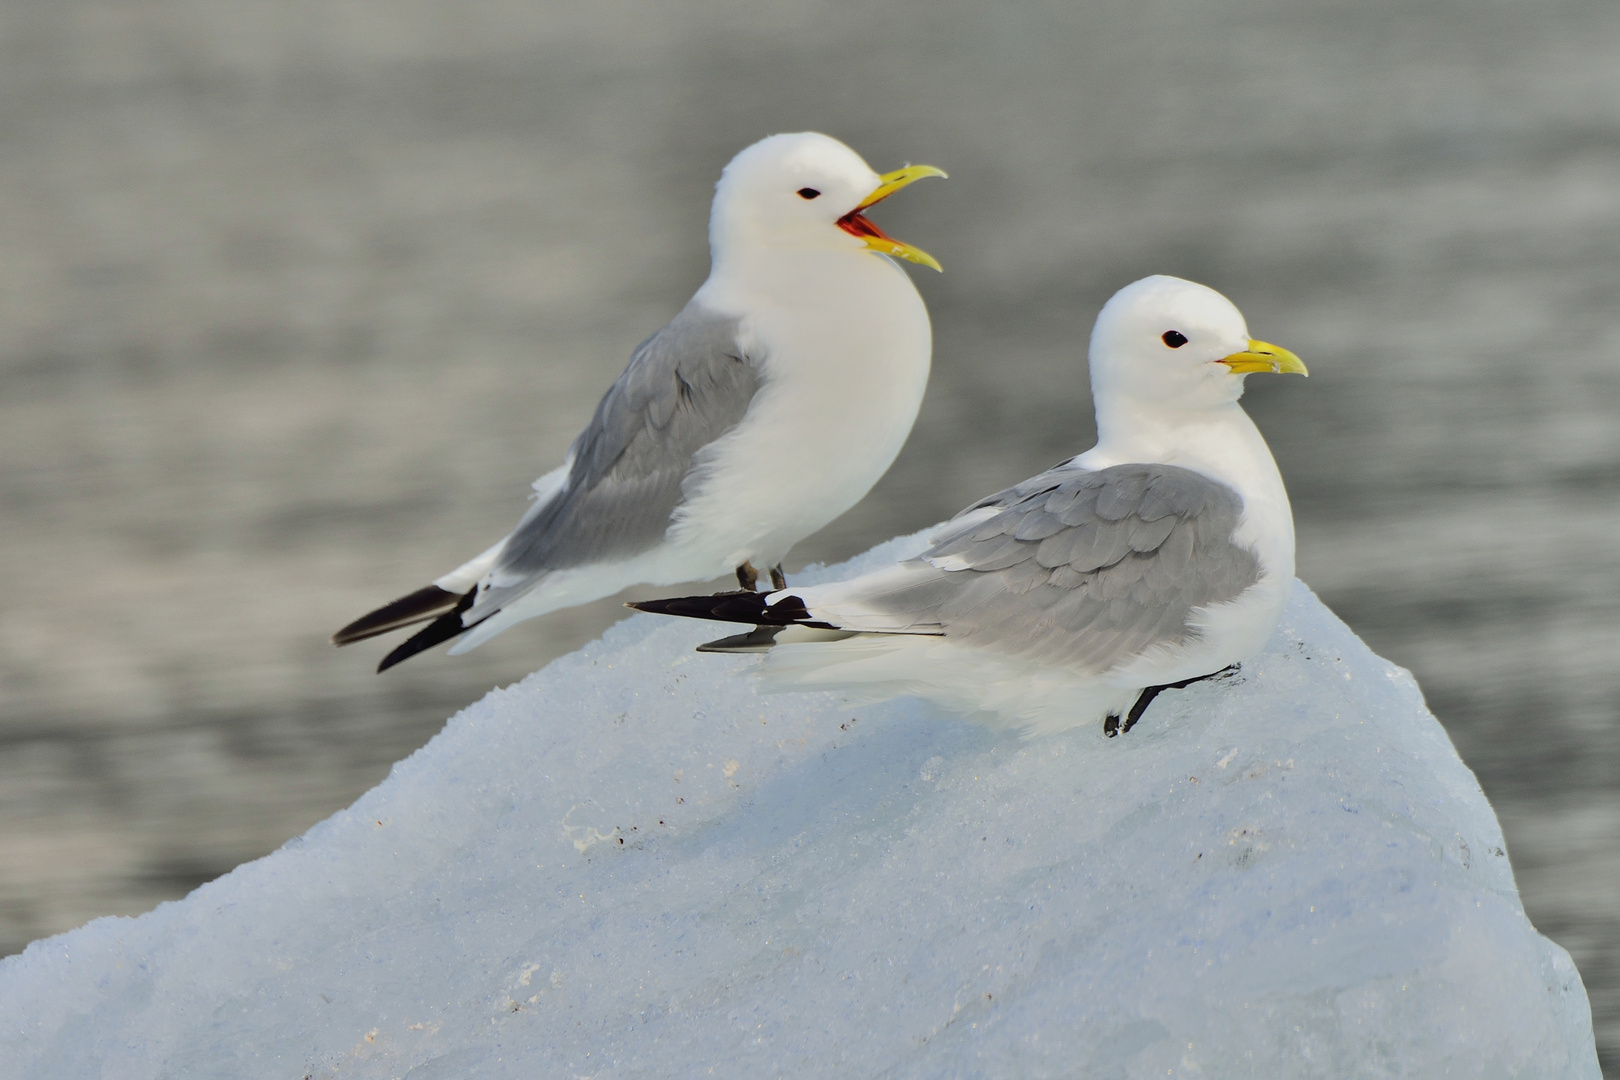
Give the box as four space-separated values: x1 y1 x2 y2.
333 132 945 671
631 275 1307 734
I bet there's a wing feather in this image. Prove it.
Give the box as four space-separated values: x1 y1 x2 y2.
827 462 1263 674
470 302 758 616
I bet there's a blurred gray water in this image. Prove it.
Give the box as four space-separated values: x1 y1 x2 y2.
0 0 1616 1068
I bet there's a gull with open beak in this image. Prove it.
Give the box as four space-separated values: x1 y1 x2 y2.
334 132 945 671
632 275 1308 736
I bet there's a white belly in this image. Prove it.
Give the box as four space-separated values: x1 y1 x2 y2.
669 250 932 570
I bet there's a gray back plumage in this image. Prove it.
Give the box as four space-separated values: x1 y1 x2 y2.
871 463 1262 672
489 302 758 589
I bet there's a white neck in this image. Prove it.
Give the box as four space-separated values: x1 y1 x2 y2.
705 230 870 285
696 244 920 343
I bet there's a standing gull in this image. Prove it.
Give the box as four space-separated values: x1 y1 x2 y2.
333 133 945 671
631 276 1307 734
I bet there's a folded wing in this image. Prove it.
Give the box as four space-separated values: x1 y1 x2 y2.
792 462 1264 673
341 302 761 669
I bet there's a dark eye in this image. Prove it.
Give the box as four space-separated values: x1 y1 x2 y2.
1162 330 1188 348
797 187 821 200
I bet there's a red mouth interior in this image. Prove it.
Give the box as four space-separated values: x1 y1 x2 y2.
836 209 895 244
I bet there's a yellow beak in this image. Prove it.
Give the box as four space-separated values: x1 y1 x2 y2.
1218 339 1308 376
837 164 947 272
855 164 949 211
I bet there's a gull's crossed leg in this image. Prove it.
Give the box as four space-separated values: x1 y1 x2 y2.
1104 664 1242 738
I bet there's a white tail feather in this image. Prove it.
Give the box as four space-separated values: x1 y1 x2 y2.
758 635 1138 736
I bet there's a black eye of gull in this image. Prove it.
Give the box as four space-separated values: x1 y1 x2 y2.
797 187 821 200
1162 330 1188 349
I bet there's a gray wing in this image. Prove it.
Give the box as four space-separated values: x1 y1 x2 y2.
489 301 758 585
861 463 1262 672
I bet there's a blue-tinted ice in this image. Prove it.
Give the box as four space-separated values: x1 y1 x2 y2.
0 533 1599 1078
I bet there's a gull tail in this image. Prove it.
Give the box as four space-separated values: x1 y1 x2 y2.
332 584 468 646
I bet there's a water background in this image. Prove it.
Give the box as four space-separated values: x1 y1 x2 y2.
1 0 1616 1069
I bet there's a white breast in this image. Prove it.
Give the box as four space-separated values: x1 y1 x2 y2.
669 249 932 571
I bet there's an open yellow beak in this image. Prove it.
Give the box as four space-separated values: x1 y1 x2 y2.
1218 339 1308 376
837 164 947 272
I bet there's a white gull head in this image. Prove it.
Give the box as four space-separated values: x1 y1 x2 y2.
1089 274 1307 413
708 132 944 270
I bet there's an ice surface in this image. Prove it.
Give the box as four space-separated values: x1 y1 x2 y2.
0 532 1600 1079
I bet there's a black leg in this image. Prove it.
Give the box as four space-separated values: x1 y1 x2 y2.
770 564 787 590
1121 685 1171 734
1107 664 1241 736
736 562 759 591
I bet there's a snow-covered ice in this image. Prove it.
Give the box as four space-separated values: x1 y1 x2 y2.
0 532 1600 1078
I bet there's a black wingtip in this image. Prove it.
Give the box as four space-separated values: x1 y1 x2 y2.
628 590 821 627
628 591 764 623
334 584 463 646
375 588 479 672
625 592 835 634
